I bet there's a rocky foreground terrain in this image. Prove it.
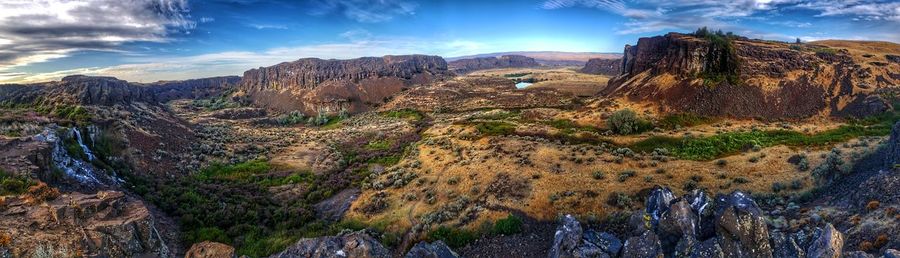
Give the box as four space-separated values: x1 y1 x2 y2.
0 30 898 257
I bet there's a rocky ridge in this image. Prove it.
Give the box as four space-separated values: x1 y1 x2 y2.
579 58 622 76
448 55 540 74
0 75 240 107
237 55 451 115
606 32 898 119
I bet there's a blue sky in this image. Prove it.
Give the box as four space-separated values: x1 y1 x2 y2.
1 0 898 83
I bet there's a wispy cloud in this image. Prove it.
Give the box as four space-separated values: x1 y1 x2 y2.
307 0 418 23
542 0 900 38
248 24 288 30
0 0 194 71
0 33 493 83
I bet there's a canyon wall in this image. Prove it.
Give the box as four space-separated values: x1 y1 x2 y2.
448 55 540 74
238 55 451 115
579 58 622 76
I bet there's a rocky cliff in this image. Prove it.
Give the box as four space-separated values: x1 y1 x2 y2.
148 76 240 102
579 58 622 76
0 75 240 107
448 55 540 74
606 32 899 119
0 189 173 257
237 55 451 115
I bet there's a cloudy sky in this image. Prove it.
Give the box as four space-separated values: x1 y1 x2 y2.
1 0 898 83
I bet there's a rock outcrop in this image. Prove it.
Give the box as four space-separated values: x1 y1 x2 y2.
606 32 899 119
0 190 172 257
549 187 854 258
579 58 622 76
448 55 539 74
271 230 391 258
238 55 450 115
270 230 460 258
0 75 240 107
185 241 236 258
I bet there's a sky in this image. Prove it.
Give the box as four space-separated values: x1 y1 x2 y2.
0 0 898 83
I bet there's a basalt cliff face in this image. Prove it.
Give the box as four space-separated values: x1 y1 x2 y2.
448 55 540 74
580 58 622 76
0 75 240 106
606 32 899 119
237 55 451 115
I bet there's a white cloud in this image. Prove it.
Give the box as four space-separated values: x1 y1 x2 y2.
0 34 496 84
0 0 193 70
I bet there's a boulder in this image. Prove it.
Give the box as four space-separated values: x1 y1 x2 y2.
272 230 391 258
714 191 772 258
690 238 724 258
884 249 900 258
582 230 622 256
770 231 805 258
186 241 236 258
621 231 662 258
658 199 698 241
806 223 843 258
404 241 459 258
645 186 676 229
549 214 584 258
685 189 716 239
886 121 900 168
842 251 874 258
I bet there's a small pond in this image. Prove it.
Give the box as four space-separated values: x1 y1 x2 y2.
515 82 533 89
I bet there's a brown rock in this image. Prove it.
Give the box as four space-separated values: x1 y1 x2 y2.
579 58 622 76
448 55 539 74
238 55 450 115
186 241 236 258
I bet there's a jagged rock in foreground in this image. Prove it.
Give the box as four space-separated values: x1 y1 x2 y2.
186 241 237 258
238 55 451 115
448 55 540 74
269 230 460 258
270 230 390 258
404 241 460 258
0 189 172 257
579 58 622 76
549 186 860 258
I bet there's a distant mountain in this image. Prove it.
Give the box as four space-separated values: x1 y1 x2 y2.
446 51 621 66
448 55 540 74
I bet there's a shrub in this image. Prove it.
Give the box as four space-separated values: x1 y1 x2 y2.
771 182 785 193
0 169 35 195
607 109 652 135
592 171 606 180
493 214 523 235
607 192 633 208
715 159 728 167
790 179 804 190
733 177 750 184
617 170 636 182
428 226 477 248
475 121 516 136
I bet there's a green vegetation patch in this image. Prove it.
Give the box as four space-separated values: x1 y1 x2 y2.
195 160 273 182
428 226 478 248
0 169 35 195
492 214 523 235
632 122 892 161
475 121 516 136
381 109 424 122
